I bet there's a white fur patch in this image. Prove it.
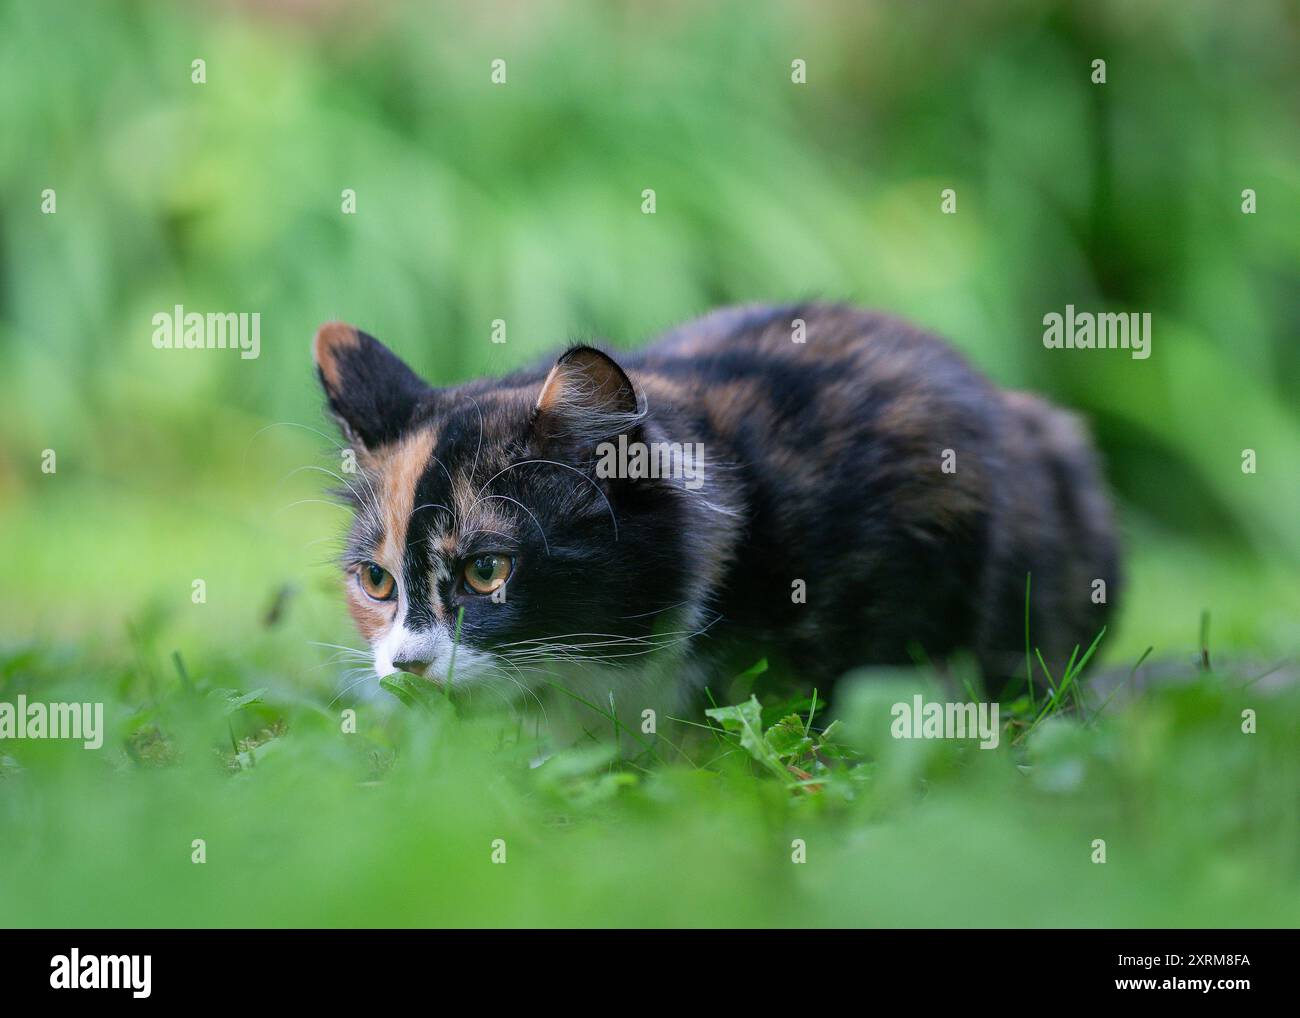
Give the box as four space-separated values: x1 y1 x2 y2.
372 614 495 689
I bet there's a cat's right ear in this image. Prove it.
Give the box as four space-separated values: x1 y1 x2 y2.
312 322 432 451
532 345 642 457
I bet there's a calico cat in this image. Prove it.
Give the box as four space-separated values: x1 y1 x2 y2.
313 303 1119 734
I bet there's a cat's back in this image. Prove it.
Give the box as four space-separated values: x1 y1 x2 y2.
636 301 959 367
625 302 1002 478
619 302 1116 688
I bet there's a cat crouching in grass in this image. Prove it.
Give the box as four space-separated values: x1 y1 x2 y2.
312 304 1119 742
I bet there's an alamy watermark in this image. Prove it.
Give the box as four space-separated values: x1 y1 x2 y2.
152 304 261 359
1043 305 1151 360
50 949 151 998
891 695 1000 749
595 435 705 490
0 696 104 749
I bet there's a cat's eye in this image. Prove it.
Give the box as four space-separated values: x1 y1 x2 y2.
357 562 396 601
463 554 512 595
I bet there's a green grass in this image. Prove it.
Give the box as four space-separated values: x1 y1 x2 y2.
1 608 1295 927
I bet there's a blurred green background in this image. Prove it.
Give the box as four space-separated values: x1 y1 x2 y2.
0 0 1296 927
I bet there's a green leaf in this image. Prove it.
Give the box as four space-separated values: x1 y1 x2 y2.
379 673 442 714
209 687 266 716
705 696 788 780
764 714 814 760
379 674 417 708
815 719 843 749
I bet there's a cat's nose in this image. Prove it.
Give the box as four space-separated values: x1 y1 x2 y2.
393 658 431 676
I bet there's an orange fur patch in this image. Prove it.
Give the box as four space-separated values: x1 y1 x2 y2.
312 321 361 393
372 426 437 566
346 579 393 640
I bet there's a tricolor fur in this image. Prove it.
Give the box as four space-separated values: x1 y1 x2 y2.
313 304 1120 735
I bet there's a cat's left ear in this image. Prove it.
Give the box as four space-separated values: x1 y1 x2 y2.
312 322 432 451
533 346 641 455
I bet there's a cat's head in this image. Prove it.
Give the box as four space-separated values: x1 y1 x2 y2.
312 322 703 692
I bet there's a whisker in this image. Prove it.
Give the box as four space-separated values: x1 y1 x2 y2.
472 459 619 540
474 494 550 554
276 498 354 516
460 527 514 544
328 669 376 707
286 463 383 526
408 502 455 524
309 641 371 655
466 395 485 484
493 629 701 650
619 600 691 620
